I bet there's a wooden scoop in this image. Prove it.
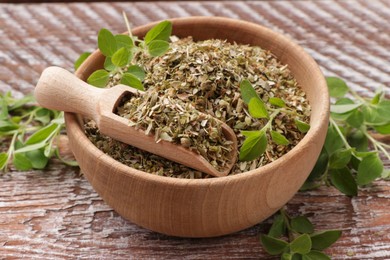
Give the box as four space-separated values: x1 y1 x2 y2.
35 66 237 177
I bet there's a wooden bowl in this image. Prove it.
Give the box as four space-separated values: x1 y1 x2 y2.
67 17 329 237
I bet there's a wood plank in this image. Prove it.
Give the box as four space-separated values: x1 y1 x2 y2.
0 1 389 258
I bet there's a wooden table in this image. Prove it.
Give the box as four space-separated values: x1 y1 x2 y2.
1 1 389 259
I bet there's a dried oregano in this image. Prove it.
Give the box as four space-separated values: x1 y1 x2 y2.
116 91 234 172
84 27 311 178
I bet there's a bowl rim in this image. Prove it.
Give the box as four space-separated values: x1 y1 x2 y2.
69 16 329 186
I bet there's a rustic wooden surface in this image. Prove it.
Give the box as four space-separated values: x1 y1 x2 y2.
0 1 389 259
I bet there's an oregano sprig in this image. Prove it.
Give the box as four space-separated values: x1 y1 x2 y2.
303 77 390 195
0 92 76 172
84 16 172 90
260 208 342 260
238 80 309 161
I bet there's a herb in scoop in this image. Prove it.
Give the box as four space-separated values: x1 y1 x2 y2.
116 91 234 172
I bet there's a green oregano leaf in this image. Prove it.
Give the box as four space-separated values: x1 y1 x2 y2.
260 234 289 255
0 98 8 119
326 77 349 98
144 20 172 44
13 153 33 171
26 149 49 169
127 65 146 81
0 120 19 132
147 40 170 57
330 98 355 121
269 97 286 108
324 124 344 155
328 148 352 169
346 109 364 128
74 52 91 70
111 47 131 67
371 91 383 105
362 105 383 125
354 149 373 159
350 155 361 171
300 181 321 191
121 73 145 91
25 123 59 145
291 216 314 234
295 119 310 133
330 103 362 114
114 34 134 50
239 130 267 161
329 167 358 196
382 169 390 179
34 108 52 124
240 80 259 104
347 129 368 152
307 149 328 181
248 97 268 119
271 130 289 145
15 138 23 150
11 116 22 124
14 142 47 154
87 69 110 88
302 251 331 260
357 154 383 186
281 253 293 260
0 152 9 170
104 57 116 71
268 214 286 238
98 28 117 57
290 234 312 255
354 151 377 158
310 230 342 250
374 123 390 134
376 100 390 120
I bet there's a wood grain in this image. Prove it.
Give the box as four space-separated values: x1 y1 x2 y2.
0 0 389 258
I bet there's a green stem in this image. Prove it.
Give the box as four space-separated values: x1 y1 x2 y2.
279 208 295 242
1 131 18 171
329 117 352 149
320 163 331 186
365 132 390 161
268 107 296 116
55 148 79 167
19 107 41 126
122 11 133 38
380 143 390 149
261 109 280 132
7 132 17 156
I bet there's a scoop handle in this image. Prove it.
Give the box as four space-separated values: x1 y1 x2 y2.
35 66 104 121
